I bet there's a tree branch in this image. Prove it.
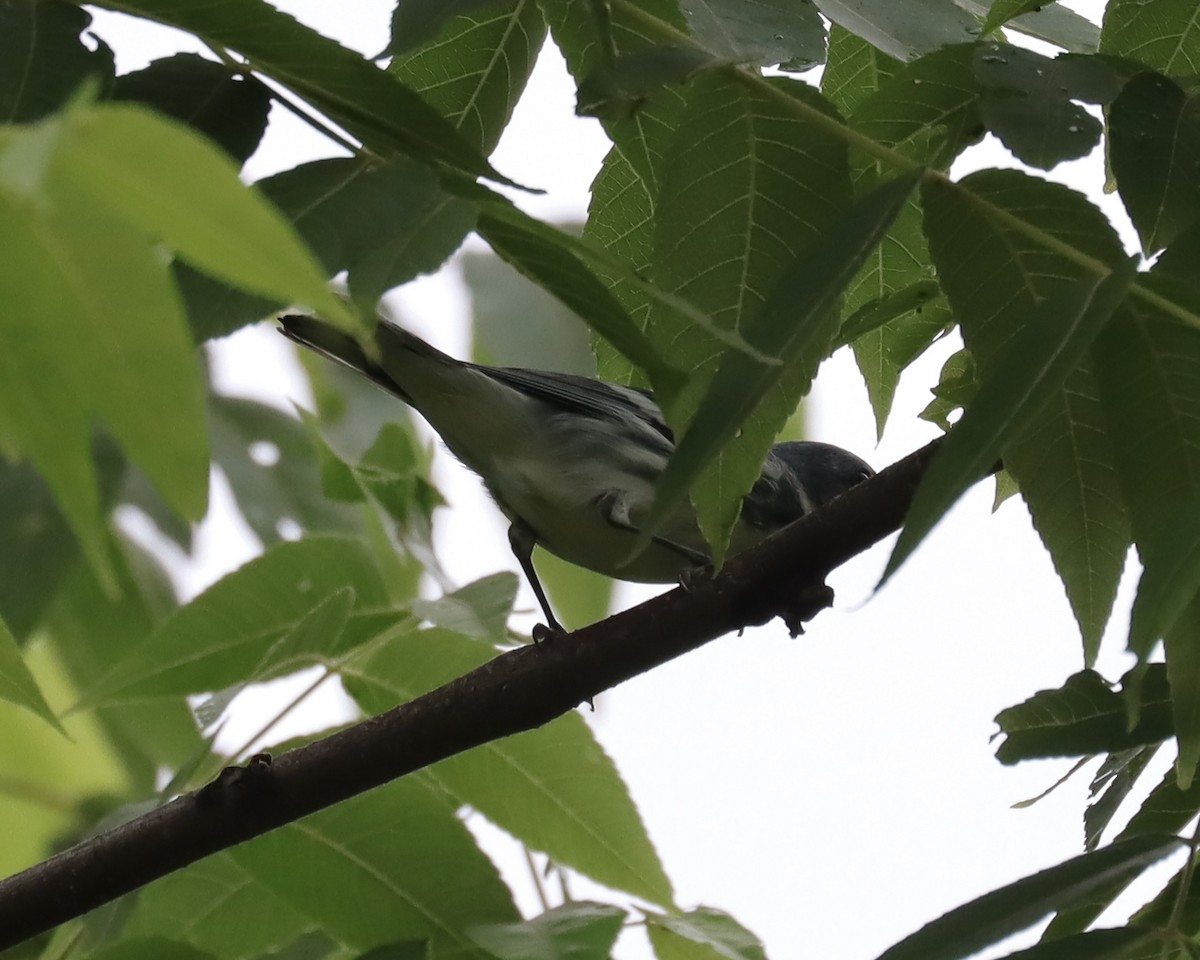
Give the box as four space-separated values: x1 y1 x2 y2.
0 437 943 948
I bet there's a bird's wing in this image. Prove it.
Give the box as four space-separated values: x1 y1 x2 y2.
482 367 674 443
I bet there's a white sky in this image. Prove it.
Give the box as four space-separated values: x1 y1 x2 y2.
88 2 1176 958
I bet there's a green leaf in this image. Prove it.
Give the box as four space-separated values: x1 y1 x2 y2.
111 53 271 164
982 0 1058 34
343 627 675 907
646 908 767 960
123 851 315 956
683 0 826 70
85 938 217 960
82 537 396 704
45 538 205 788
1100 0 1200 76
989 927 1158 960
389 0 547 156
468 903 625 960
638 73 856 560
1127 501 1200 661
648 172 914 562
918 348 977 431
410 573 517 642
0 616 65 735
209 395 361 546
230 777 519 953
577 45 723 121
181 156 473 340
821 23 899 117
386 0 512 54
884 264 1134 585
1165 594 1200 788
873 835 1184 960
1118 764 1200 842
541 0 689 188
1093 295 1200 660
1110 72 1200 256
812 0 983 62
848 44 982 173
0 119 209 585
977 0 1101 53
922 169 1131 664
972 42 1102 170
0 446 122 638
993 668 1174 765
0 0 114 122
843 197 945 436
92 0 511 183
1084 747 1159 851
51 102 358 332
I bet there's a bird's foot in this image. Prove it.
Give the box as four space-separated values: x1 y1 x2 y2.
531 621 566 644
779 582 835 638
679 562 715 593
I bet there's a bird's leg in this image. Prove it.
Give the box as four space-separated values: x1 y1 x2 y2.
507 520 565 641
594 491 709 566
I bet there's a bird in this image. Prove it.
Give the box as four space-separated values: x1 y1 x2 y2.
279 314 875 635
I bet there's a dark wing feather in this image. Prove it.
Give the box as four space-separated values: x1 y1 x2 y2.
482 367 674 443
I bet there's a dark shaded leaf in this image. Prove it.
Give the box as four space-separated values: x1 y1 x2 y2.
992 927 1158 960
1110 71 1200 255
1165 594 1200 788
1093 296 1200 659
94 0 511 182
922 169 1131 664
0 0 114 122
1085 746 1159 850
821 23 899 116
973 42 1102 169
884 264 1134 584
0 446 120 638
994 668 1173 765
874 835 1183 960
112 53 271 164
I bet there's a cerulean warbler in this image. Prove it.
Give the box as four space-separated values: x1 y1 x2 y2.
280 315 873 634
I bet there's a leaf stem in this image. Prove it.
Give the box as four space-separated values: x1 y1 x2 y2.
203 42 373 161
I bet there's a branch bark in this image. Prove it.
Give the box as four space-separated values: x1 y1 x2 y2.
0 436 943 949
